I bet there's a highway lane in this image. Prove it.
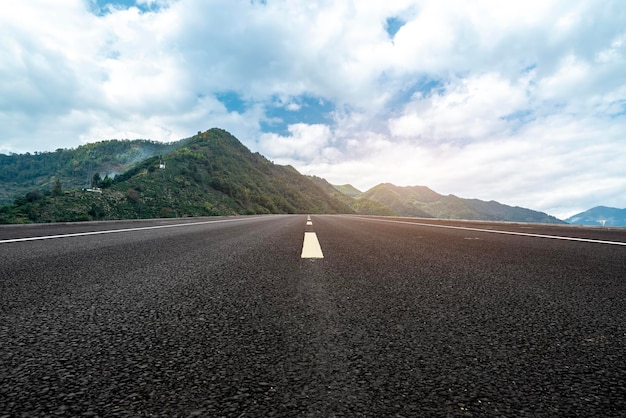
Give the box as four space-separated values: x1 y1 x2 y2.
0 216 264 242
1 215 625 416
345 215 626 244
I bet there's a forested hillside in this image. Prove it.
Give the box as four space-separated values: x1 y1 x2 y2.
0 139 185 205
307 177 397 216
362 183 564 223
0 129 352 223
1 129 566 225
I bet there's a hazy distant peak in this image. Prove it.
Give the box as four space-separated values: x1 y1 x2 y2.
565 206 626 226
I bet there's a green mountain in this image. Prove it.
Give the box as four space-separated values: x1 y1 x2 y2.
362 183 564 224
565 206 626 226
349 198 397 216
333 184 363 198
0 129 568 225
306 176 355 207
0 129 352 223
307 177 396 216
0 138 186 205
361 183 434 218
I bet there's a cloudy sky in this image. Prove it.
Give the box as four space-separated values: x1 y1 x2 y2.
2 0 625 218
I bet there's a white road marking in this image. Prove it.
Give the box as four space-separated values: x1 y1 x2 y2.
307 215 311 221
306 221 313 226
0 217 272 244
349 216 626 247
301 232 324 258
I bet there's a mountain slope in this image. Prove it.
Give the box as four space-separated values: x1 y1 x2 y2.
158 129 353 215
0 129 571 225
1 129 353 223
565 206 626 226
362 183 564 223
307 177 395 216
0 138 186 205
307 176 356 207
362 184 435 218
333 184 363 198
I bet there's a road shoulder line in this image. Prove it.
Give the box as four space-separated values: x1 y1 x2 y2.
347 216 626 246
0 216 274 244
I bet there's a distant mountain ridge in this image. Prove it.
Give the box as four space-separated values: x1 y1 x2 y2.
361 184 435 218
359 183 564 224
306 177 395 216
565 206 626 226
1 128 565 224
333 184 363 198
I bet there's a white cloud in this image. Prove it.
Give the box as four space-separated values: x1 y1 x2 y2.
389 73 529 141
259 123 333 161
1 0 626 217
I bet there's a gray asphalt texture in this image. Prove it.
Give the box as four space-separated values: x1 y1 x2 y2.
1 215 625 417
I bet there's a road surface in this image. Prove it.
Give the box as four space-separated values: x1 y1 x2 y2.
1 215 625 416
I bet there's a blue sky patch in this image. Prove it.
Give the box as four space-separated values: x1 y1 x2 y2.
215 91 250 114
214 92 336 136
386 77 444 113
500 109 534 123
403 78 444 100
385 17 406 40
261 95 335 136
609 100 626 118
92 0 164 15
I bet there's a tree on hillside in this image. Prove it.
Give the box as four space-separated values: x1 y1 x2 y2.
53 178 62 196
92 173 102 188
101 174 113 188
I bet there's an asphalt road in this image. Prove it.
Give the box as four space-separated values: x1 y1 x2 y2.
1 215 625 417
